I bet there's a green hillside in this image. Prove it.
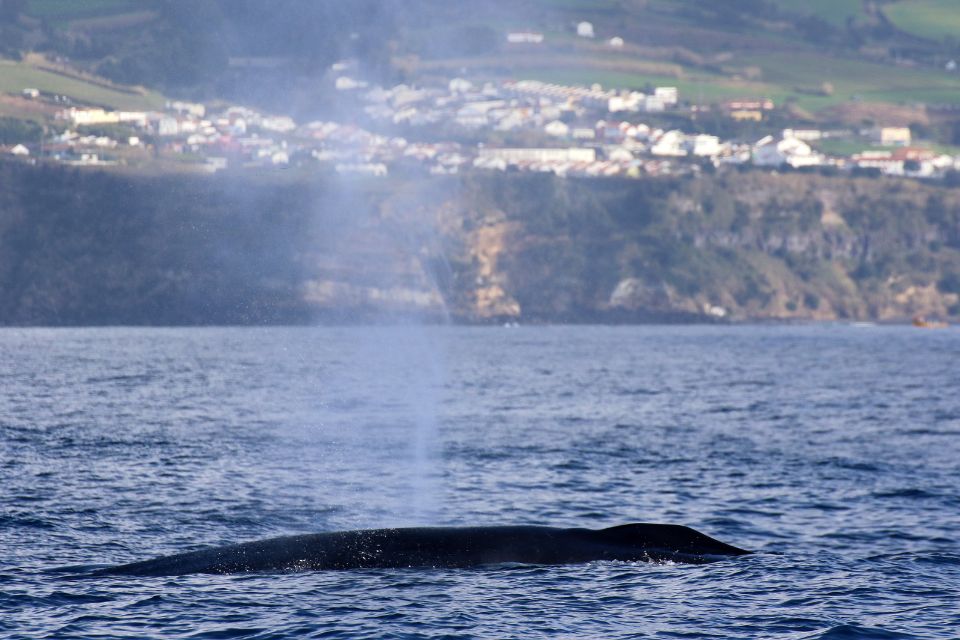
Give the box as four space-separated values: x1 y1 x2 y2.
0 58 164 111
884 0 960 42
4 0 960 121
393 0 960 118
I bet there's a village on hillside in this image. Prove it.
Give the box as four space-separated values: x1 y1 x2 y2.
3 21 959 183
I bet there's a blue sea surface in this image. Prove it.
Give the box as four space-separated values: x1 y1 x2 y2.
1 325 958 638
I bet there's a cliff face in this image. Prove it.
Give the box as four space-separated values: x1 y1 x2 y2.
439 172 960 323
1 162 958 325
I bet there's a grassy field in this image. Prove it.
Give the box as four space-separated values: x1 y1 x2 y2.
771 0 865 25
813 138 960 157
496 47 960 113
884 0 960 42
390 0 960 118
813 139 883 156
738 51 960 104
0 59 164 110
533 44 960 106
522 68 772 101
24 0 141 20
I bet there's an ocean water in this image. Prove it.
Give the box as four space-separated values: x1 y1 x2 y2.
1 325 958 639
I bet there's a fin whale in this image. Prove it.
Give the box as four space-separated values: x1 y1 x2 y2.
97 524 750 576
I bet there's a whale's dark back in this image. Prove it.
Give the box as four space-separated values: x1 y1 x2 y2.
96 524 750 576
593 523 751 558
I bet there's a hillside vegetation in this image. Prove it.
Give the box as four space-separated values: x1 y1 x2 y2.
393 0 960 117
3 0 960 120
884 0 960 42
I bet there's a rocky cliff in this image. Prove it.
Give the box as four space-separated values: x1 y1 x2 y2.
1 162 958 325
437 171 960 323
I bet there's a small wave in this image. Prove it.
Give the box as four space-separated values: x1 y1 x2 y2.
123 594 164 609
84 373 155 385
0 514 56 529
871 488 941 500
865 552 960 566
708 405 739 414
805 623 918 639
616 387 659 396
187 628 268 639
802 502 851 512
817 457 881 472
3 590 114 609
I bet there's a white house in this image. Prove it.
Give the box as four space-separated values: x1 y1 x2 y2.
473 156 508 171
507 31 544 44
478 147 596 164
577 21 594 38
572 127 596 140
753 135 822 167
336 163 388 177
606 146 634 162
167 101 205 118
870 126 911 146
260 116 296 133
10 144 29 156
205 157 228 172
494 112 525 131
688 134 721 157
608 92 643 112
643 96 665 112
783 128 823 141
157 117 179 136
544 120 570 137
456 105 490 128
335 76 368 90
117 111 148 127
654 87 678 106
627 123 651 140
608 36 624 48
67 108 120 126
651 130 687 156
448 78 473 93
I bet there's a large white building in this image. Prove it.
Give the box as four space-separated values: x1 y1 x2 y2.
870 126 912 146
651 130 687 157
507 31 544 44
66 108 121 126
478 147 596 163
689 134 721 157
753 135 823 167
608 92 644 112
544 120 570 137
654 87 678 106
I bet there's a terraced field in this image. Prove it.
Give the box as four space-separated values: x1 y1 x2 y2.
884 0 960 42
0 59 164 111
4 0 960 124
